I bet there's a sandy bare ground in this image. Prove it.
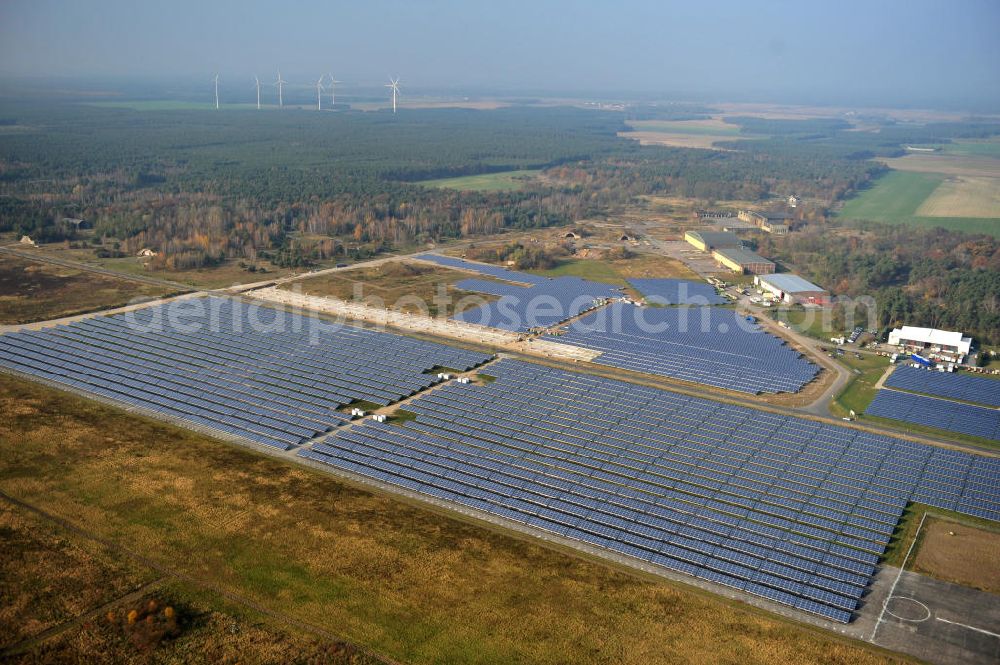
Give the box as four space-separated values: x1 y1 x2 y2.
911 517 1000 594
879 154 1000 178
619 131 733 150
247 286 602 363
916 176 1000 218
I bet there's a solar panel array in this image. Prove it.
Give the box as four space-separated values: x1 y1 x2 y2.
418 255 621 332
0 297 490 450
866 390 1000 442
885 366 1000 408
419 254 549 285
302 359 1000 623
551 303 818 394
628 278 727 306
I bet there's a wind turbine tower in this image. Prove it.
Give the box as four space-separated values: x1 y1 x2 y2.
327 74 341 107
385 77 400 114
316 76 325 110
254 76 261 110
213 74 220 109
275 69 287 108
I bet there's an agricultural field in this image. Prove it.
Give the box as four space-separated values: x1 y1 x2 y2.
621 118 752 150
281 260 498 316
626 119 743 136
0 373 911 665
937 138 1000 158
0 254 180 324
416 169 542 191
915 176 1000 219
837 170 1000 237
880 154 1000 178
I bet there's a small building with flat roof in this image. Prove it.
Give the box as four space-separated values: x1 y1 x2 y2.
684 230 743 252
713 247 775 275
755 273 829 305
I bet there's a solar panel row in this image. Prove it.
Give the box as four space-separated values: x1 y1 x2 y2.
301 359 1000 624
885 366 1000 408
628 278 728 306
866 389 1000 441
551 303 819 394
0 297 491 450
420 253 622 332
418 254 549 285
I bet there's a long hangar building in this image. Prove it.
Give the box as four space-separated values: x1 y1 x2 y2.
713 247 776 275
755 273 830 305
684 230 743 252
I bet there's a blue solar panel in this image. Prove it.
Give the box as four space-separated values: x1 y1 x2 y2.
628 279 727 306
549 303 818 394
885 366 1000 408
866 390 1000 441
298 359 1000 624
0 296 491 450
418 253 621 332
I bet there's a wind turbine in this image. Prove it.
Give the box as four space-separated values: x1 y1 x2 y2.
254 75 261 110
326 74 341 107
385 77 400 113
275 69 287 108
316 75 325 110
213 74 220 109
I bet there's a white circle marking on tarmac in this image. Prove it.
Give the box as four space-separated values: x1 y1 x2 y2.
883 596 931 623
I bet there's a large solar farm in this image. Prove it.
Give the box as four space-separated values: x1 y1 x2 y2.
1 255 998 664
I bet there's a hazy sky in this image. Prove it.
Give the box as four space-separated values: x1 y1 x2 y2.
1 0 998 107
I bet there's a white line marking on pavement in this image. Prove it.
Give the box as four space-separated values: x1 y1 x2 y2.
935 616 1000 639
871 511 928 642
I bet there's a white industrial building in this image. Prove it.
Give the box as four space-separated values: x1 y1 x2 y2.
754 273 829 306
888 326 972 363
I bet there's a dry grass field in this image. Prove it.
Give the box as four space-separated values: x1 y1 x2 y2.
25 243 350 290
281 261 497 317
0 373 912 665
0 255 179 325
911 517 1000 594
0 489 383 663
915 176 1000 218
533 253 700 287
0 500 155 649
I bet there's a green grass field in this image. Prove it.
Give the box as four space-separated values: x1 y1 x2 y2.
771 307 839 340
830 354 890 418
417 169 542 191
936 138 1000 158
838 170 1000 237
530 258 626 284
838 171 943 221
